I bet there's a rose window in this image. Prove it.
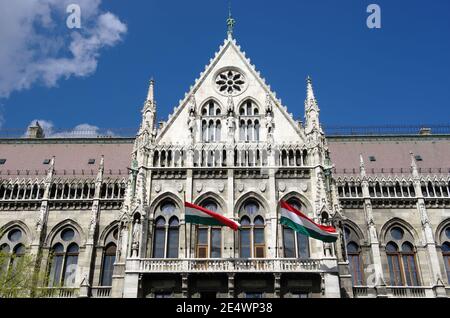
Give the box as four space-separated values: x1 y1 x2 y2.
215 70 246 96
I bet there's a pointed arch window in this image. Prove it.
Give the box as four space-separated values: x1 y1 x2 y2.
0 227 28 272
195 201 222 258
100 227 118 287
440 226 450 284
153 201 180 259
282 199 310 259
101 243 116 286
385 226 420 286
201 100 222 142
238 100 261 142
347 242 363 285
239 201 265 258
443 242 450 284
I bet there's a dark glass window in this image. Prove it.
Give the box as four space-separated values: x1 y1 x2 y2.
210 228 221 258
153 217 166 258
283 227 295 258
347 242 363 285
101 244 116 286
167 217 179 258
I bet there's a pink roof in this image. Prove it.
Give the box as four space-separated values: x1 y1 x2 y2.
328 136 450 175
0 139 134 178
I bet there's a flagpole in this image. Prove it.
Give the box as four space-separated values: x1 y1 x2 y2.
184 190 187 258
275 190 280 258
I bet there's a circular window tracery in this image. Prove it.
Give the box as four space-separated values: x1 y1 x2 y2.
215 69 247 96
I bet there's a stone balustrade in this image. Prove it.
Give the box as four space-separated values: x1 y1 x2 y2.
134 258 328 273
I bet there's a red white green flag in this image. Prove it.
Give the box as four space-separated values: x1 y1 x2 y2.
184 202 240 231
280 200 338 242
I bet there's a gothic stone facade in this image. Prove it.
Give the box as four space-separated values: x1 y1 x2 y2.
0 36 449 298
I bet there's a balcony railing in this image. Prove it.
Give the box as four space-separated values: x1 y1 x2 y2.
353 286 438 298
135 258 333 274
91 286 112 298
38 287 79 298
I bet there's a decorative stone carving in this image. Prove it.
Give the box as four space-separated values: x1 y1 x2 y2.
279 182 286 192
301 183 308 192
155 184 161 193
196 183 203 193
177 183 184 193
237 183 244 192
259 182 266 193
218 183 225 193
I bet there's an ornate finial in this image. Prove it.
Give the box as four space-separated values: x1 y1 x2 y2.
227 2 236 39
410 151 419 177
306 76 315 101
359 154 366 177
147 78 155 101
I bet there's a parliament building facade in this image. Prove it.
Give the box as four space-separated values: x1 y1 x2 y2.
0 29 449 298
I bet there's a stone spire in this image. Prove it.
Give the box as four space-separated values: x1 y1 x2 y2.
147 78 154 102
359 154 366 177
304 76 321 133
305 76 319 112
226 3 236 39
141 78 156 133
410 152 419 178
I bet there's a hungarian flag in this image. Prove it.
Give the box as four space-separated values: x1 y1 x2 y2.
184 202 240 231
280 200 338 243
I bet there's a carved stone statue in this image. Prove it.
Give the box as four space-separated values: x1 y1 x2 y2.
131 218 141 257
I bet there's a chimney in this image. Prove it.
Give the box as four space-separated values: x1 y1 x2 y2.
419 127 431 135
27 121 45 139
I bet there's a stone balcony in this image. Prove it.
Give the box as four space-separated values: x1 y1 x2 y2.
126 258 338 274
352 285 448 298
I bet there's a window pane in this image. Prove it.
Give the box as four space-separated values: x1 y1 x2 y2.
445 255 450 284
167 228 179 258
283 228 295 258
63 255 78 287
254 228 264 245
297 233 310 258
240 229 251 258
8 229 22 242
61 228 75 242
347 242 359 253
197 228 208 245
390 227 404 240
101 254 115 286
49 255 63 287
210 228 221 258
153 228 165 258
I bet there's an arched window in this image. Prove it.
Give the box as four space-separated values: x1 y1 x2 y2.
238 100 261 142
153 217 166 258
48 227 80 287
0 227 28 271
100 227 118 287
239 200 265 258
347 242 363 285
152 200 180 258
196 200 222 258
385 226 420 286
343 226 364 285
101 244 116 287
440 225 450 284
168 217 179 258
201 100 222 142
282 199 310 259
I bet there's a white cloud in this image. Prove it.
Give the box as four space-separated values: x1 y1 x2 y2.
25 120 114 138
0 0 127 98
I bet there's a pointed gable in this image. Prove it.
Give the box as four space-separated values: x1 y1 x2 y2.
156 38 303 144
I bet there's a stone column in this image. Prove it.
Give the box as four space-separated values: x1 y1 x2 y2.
409 154 446 296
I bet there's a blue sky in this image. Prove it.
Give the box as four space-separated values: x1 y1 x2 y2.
0 0 449 132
